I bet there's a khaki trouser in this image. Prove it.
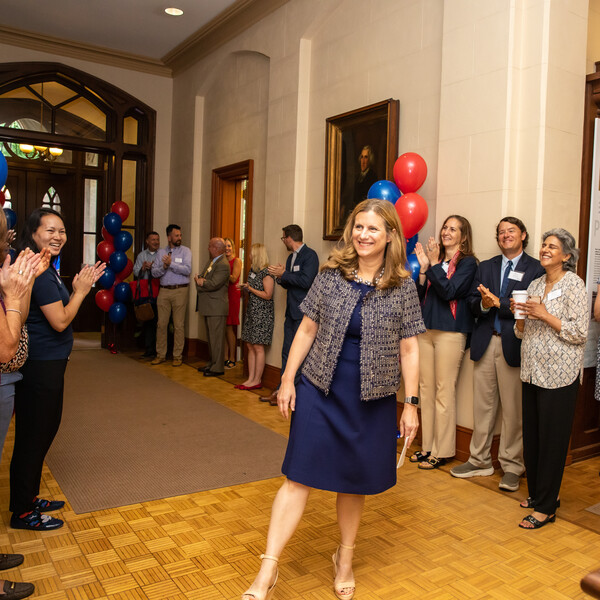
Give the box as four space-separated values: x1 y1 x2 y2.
469 335 524 475
418 329 466 458
155 286 188 360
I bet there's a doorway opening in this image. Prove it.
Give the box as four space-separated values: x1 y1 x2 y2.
211 160 254 362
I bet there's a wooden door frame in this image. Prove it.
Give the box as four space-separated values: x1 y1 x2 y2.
574 67 600 460
211 159 253 278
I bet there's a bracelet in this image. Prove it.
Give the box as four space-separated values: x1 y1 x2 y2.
5 308 21 315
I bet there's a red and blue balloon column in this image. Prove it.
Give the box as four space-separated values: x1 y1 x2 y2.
366 151 428 281
95 201 133 329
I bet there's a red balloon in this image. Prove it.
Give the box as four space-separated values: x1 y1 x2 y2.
116 258 133 282
111 201 130 222
394 193 428 239
95 288 114 312
0 190 5 208
102 226 114 244
97 241 114 263
393 152 427 194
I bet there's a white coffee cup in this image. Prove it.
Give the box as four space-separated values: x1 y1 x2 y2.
512 290 528 319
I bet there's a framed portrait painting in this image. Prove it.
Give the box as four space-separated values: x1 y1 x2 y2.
323 99 399 240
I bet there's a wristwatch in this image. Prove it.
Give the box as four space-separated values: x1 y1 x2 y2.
404 396 419 406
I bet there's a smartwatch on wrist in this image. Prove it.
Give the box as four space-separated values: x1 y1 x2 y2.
404 396 419 406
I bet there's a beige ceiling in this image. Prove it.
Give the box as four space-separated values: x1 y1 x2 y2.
0 0 289 76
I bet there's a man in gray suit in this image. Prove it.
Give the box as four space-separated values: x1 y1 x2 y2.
195 237 230 377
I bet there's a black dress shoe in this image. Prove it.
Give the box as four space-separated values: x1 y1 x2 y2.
197 365 211 372
0 580 35 600
203 371 224 377
0 554 24 570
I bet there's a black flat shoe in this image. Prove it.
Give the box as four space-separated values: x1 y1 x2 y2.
0 580 35 600
409 451 430 463
203 371 224 377
519 514 555 529
0 554 24 570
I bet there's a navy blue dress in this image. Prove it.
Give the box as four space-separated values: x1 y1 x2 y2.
281 282 397 495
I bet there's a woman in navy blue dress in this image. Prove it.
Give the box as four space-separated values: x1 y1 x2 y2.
241 199 425 600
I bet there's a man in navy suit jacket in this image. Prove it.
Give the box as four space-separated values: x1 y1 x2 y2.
260 224 319 404
451 217 544 491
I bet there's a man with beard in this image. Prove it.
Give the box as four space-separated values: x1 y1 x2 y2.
151 224 192 367
260 224 319 405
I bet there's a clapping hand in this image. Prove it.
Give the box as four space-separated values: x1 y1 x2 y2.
414 242 429 272
268 264 284 278
424 237 440 265
0 252 35 303
478 284 499 309
73 261 106 295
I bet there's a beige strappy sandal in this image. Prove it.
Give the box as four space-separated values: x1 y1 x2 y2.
241 554 279 600
332 544 355 600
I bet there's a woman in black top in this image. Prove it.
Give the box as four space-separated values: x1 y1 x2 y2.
10 208 104 531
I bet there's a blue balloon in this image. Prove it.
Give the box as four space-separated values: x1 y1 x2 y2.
109 250 127 273
108 302 127 324
406 234 418 255
114 281 132 303
97 267 115 289
3 208 16 230
113 230 133 252
406 253 420 282
367 180 401 204
0 153 7 188
103 212 122 236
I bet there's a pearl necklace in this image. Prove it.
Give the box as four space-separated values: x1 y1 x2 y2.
351 267 385 287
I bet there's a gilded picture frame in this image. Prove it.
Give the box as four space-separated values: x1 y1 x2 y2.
323 99 399 240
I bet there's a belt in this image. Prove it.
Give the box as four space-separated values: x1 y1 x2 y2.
492 331 501 337
160 284 189 289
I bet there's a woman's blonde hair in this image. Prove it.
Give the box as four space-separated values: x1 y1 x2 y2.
321 198 410 289
224 237 236 255
250 243 269 271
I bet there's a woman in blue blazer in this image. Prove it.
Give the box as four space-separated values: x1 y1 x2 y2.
411 215 477 469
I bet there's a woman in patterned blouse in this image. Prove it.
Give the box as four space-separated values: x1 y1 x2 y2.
513 228 588 529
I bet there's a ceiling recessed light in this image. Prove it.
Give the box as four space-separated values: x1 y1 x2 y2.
165 7 183 16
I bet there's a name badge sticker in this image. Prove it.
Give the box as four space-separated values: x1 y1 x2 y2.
547 288 562 301
293 265 300 272
249 272 256 279
175 257 183 263
508 271 524 282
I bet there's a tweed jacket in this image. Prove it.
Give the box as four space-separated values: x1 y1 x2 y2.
300 268 425 401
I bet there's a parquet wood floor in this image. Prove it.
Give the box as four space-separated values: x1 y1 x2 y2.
0 354 599 599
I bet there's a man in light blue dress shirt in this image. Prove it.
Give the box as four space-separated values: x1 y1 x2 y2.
150 224 192 367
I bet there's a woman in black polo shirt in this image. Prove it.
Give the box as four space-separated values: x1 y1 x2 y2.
9 208 104 531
